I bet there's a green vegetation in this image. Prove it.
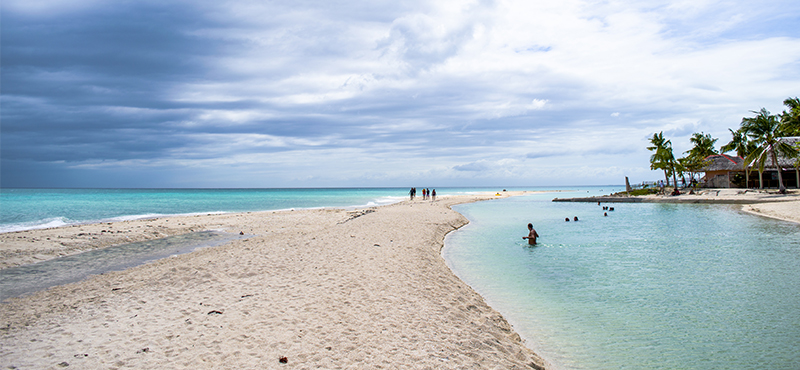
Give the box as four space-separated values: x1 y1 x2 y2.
648 96 800 193
647 131 679 190
738 108 798 193
611 188 659 196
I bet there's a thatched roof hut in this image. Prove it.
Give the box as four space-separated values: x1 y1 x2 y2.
699 138 799 188
701 154 744 188
702 154 744 172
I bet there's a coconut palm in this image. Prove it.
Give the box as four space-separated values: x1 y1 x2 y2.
781 97 800 136
721 128 757 187
781 98 800 187
740 108 799 194
647 131 679 192
681 132 718 185
686 132 718 159
678 155 705 187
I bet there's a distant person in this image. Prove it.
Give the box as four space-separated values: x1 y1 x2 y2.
573 216 579 221
431 189 436 201
422 188 427 200
523 223 539 245
604 212 608 217
565 217 570 222
409 187 415 200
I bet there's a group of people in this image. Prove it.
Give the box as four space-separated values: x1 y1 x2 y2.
599 202 614 217
524 204 620 245
408 187 436 201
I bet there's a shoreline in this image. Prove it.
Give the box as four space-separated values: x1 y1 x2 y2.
0 191 551 369
553 189 800 225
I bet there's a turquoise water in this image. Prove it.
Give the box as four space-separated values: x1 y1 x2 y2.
1 187 559 233
0 188 404 233
0 187 606 233
443 193 800 369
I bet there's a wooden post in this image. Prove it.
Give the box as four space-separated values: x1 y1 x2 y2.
625 177 631 196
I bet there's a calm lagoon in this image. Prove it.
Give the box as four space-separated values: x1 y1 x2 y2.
444 192 800 369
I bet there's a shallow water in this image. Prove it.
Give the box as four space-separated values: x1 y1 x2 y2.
0 231 245 301
444 193 800 369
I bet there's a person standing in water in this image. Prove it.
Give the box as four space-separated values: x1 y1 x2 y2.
523 223 539 245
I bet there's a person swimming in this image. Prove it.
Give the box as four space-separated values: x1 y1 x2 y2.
523 223 539 245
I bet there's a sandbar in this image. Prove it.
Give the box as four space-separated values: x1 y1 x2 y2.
0 192 549 369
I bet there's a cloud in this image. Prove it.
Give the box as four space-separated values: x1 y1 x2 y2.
2 0 800 187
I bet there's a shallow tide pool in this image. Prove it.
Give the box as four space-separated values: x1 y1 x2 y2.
0 231 245 301
444 193 800 369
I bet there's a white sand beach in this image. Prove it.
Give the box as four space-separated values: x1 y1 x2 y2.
2 189 798 370
0 192 550 369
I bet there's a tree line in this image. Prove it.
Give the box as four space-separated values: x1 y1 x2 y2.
647 97 800 194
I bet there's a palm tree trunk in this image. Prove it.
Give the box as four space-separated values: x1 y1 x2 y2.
745 169 749 188
770 149 786 194
758 170 763 189
670 163 680 194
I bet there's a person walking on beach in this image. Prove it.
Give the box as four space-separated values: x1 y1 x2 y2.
409 187 416 200
523 223 539 245
431 189 436 201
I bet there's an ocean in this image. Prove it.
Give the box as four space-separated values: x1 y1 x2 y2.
443 192 800 369
0 187 606 233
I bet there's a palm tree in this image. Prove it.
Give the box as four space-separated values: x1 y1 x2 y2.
678 155 705 187
720 128 756 187
686 132 719 159
647 131 679 193
682 132 718 186
781 98 800 187
740 108 799 194
781 97 800 136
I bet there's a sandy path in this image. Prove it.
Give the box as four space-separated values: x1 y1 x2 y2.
0 193 549 369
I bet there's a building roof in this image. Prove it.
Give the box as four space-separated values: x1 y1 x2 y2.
750 137 800 169
703 154 744 172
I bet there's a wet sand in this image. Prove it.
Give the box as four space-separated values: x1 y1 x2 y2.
0 192 549 369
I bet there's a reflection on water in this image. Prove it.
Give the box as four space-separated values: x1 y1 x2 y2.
0 231 245 301
444 193 800 370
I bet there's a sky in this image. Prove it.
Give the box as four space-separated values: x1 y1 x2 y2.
2 0 799 188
